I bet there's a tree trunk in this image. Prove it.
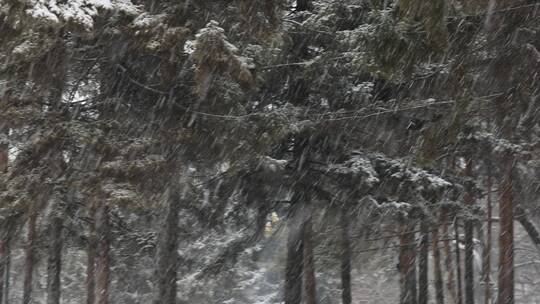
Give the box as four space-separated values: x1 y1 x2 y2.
153 187 181 304
399 221 417 304
95 203 110 304
442 209 458 304
0 125 8 174
0 126 8 304
296 0 312 11
22 212 37 304
515 206 540 253
340 210 352 304
464 160 475 304
454 220 463 304
464 228 474 304
483 166 493 304
284 218 304 304
498 158 515 304
46 216 63 304
3 240 9 304
303 214 316 304
86 203 97 304
432 223 445 304
0 235 6 304
418 221 429 304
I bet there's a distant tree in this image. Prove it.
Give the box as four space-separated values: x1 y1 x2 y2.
399 221 417 304
418 220 429 304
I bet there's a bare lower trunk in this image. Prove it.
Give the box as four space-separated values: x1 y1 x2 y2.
0 236 6 304
498 158 514 304
442 210 458 304
432 224 445 304
3 240 9 304
418 221 429 304
483 167 493 304
464 160 475 304
454 220 463 304
86 203 97 304
399 222 417 304
464 222 474 304
95 204 109 304
303 215 316 304
153 187 181 304
284 218 304 304
23 213 37 304
46 216 63 304
340 210 352 304
0 125 8 304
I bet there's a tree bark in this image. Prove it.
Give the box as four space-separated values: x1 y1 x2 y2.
46 216 63 304
463 160 475 304
432 223 445 304
296 0 312 11
3 240 9 304
340 210 352 304
498 158 515 304
95 203 110 304
22 212 37 304
483 166 493 304
0 125 8 304
0 235 6 304
303 214 316 304
153 187 181 304
454 220 463 304
86 202 97 304
0 125 8 174
442 209 458 304
418 221 429 304
515 206 540 253
464 226 474 304
284 217 304 304
399 221 417 304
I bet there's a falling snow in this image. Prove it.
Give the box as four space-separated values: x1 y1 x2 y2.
0 1 539 304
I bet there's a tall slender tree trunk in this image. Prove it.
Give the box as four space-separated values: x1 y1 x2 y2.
3 239 9 304
284 216 304 304
23 212 37 304
153 187 181 304
86 202 97 304
340 210 352 304
418 220 429 304
303 213 316 304
0 126 8 304
399 221 417 304
0 235 6 304
432 222 445 304
95 203 110 304
498 158 515 304
46 215 63 304
483 166 493 304
454 220 463 304
464 159 475 304
45 32 66 304
442 209 458 304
